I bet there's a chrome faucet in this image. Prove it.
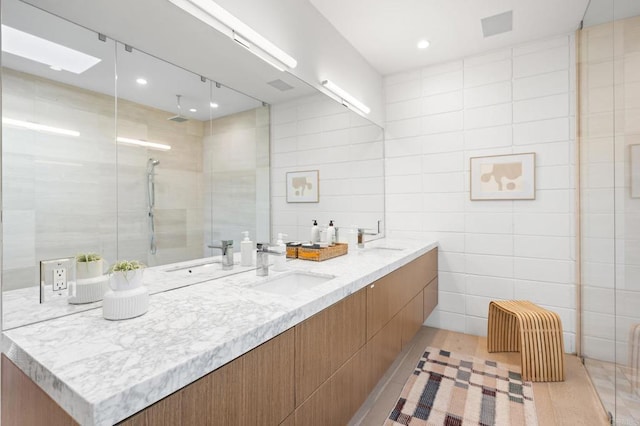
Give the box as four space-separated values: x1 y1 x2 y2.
208 240 234 270
256 243 284 276
357 220 383 248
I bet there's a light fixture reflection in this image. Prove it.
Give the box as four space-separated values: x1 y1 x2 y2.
1 24 101 74
210 102 219 108
2 117 80 136
417 40 430 49
167 0 297 71
136 78 148 85
321 80 371 115
117 137 171 151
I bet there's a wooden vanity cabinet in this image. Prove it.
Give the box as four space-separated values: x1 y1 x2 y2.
4 248 438 426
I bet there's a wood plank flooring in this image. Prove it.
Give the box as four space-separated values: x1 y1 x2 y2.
349 326 610 426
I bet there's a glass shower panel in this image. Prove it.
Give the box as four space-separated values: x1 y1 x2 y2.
581 0 640 424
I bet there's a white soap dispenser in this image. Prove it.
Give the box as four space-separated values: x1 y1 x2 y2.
272 233 288 271
311 220 320 243
241 231 253 266
328 220 336 245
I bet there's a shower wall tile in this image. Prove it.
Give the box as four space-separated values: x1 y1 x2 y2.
384 33 577 349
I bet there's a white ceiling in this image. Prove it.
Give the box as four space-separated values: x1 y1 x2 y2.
8 0 316 120
309 0 591 75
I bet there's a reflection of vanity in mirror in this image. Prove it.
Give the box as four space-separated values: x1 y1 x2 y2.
1 0 385 330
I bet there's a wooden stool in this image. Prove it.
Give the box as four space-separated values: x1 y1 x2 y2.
487 300 565 382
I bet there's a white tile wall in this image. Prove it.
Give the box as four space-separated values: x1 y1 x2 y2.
384 34 577 350
270 93 384 241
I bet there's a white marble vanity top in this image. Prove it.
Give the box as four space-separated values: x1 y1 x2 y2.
2 238 437 425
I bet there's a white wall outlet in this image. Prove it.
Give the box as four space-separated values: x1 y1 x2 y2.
40 257 75 303
53 268 67 291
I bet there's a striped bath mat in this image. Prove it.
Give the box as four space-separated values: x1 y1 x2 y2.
385 347 538 426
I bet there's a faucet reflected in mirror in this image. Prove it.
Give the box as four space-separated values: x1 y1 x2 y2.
208 240 234 270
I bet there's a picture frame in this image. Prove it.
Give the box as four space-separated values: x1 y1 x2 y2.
286 170 319 203
632 144 640 198
470 153 536 200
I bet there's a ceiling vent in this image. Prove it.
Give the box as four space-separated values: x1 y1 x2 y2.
481 11 513 38
268 79 294 91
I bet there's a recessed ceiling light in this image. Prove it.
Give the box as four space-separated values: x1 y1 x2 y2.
136 78 148 85
417 40 430 49
1 24 101 74
189 108 197 112
49 65 62 71
210 102 219 108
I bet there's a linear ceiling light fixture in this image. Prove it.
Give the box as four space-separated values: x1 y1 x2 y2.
167 0 297 71
117 137 172 151
321 80 371 115
1 25 101 74
2 117 80 137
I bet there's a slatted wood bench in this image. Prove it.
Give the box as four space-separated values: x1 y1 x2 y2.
487 300 565 382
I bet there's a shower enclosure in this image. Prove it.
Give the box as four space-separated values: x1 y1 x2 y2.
579 1 640 424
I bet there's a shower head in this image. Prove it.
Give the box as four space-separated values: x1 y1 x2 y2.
167 94 188 123
147 158 160 173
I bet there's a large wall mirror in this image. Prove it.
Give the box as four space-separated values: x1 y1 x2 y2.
1 0 385 330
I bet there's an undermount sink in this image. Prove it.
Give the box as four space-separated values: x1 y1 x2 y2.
365 246 404 252
251 271 335 296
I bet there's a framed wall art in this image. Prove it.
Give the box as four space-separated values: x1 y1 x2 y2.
286 170 319 203
470 153 536 200
632 144 640 198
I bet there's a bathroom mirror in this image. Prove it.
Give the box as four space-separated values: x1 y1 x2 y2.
1 0 269 329
1 0 385 330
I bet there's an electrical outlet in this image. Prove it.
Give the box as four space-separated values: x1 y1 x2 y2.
53 268 67 291
40 257 75 303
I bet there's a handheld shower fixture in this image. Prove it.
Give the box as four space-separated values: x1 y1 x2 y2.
147 158 160 254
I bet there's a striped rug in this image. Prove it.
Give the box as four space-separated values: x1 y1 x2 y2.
385 347 538 426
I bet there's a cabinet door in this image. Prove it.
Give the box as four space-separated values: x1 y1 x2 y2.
424 277 438 321
368 314 402 388
330 346 370 425
400 291 424 350
366 271 403 340
243 328 295 425
295 289 366 406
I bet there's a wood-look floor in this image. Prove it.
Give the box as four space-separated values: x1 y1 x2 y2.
349 326 610 426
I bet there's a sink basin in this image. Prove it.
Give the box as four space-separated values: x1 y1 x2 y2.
251 271 335 296
365 246 403 252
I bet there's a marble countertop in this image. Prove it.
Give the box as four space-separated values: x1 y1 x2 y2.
2 238 437 425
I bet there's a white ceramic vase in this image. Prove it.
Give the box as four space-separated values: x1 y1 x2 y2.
109 269 144 291
76 259 104 280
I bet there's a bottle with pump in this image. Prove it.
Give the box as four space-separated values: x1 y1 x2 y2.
241 231 253 266
272 233 288 271
328 220 336 245
311 220 320 243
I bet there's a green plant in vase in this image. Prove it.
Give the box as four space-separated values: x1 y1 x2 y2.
75 252 104 280
108 260 145 291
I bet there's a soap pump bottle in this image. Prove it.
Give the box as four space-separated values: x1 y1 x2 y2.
272 233 288 271
328 220 336 245
241 231 254 266
311 220 320 243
